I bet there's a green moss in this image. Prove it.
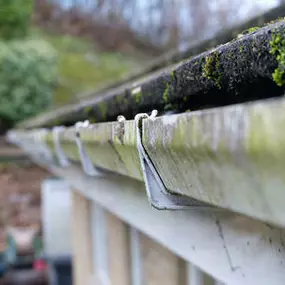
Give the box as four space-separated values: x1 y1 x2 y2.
270 29 285 86
115 94 124 104
89 117 96 124
163 84 170 103
84 105 93 115
238 26 259 38
170 70 175 79
116 94 129 106
227 51 234 59
237 26 260 40
83 106 97 122
51 118 61 126
98 102 107 120
247 26 259 34
202 52 222 89
239 45 245 53
135 91 142 104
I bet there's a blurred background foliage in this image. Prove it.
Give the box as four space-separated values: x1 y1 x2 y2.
30 28 139 105
0 0 33 39
0 0 57 131
0 40 57 126
0 0 139 130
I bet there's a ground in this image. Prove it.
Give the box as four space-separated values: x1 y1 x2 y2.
0 161 49 252
0 139 50 283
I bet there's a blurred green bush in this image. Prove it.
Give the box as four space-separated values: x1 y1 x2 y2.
0 39 57 125
0 0 33 40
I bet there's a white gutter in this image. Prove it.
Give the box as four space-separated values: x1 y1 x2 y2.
8 96 285 226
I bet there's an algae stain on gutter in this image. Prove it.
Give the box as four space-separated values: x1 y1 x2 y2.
160 115 178 148
143 105 258 203
160 105 249 156
112 121 143 179
245 101 285 190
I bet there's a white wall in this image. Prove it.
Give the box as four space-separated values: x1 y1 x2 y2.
41 178 72 256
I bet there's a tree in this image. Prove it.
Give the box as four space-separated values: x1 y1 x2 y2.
0 0 33 40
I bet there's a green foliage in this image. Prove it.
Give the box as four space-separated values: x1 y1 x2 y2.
134 91 142 104
0 39 57 124
31 30 139 106
0 0 33 40
270 30 285 86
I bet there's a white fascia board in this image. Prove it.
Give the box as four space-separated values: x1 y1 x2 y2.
47 164 285 285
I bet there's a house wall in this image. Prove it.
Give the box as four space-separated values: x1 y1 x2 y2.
71 190 218 285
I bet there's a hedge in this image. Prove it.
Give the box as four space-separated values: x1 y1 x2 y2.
0 0 33 40
0 39 57 125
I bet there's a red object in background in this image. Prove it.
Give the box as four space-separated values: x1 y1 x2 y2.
33 259 47 271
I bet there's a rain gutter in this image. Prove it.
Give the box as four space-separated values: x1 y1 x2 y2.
8 96 285 226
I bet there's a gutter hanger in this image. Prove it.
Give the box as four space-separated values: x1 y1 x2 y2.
43 110 210 210
135 111 210 209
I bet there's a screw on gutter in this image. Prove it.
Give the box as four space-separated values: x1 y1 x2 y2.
117 115 126 122
74 120 99 176
134 110 158 122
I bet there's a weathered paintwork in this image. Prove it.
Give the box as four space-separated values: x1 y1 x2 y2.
79 120 142 179
44 121 143 180
143 98 285 225
10 97 285 226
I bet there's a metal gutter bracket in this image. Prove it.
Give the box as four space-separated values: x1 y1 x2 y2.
135 111 210 210
52 126 70 167
34 129 54 164
75 121 102 176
